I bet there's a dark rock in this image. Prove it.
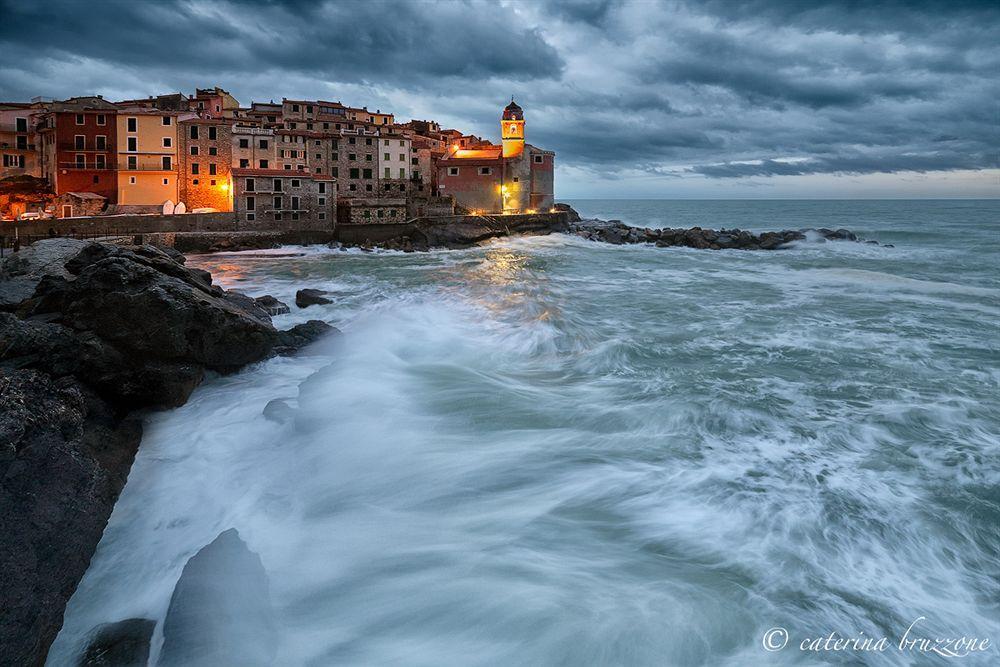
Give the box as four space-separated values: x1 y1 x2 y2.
553 202 582 222
254 294 290 316
28 254 276 371
158 529 277 667
262 398 295 424
79 618 155 667
0 369 142 667
274 320 339 354
295 288 332 308
0 238 95 311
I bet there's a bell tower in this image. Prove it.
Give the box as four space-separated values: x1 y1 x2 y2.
501 98 524 159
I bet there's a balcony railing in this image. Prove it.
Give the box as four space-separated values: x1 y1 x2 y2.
119 163 175 171
57 162 115 171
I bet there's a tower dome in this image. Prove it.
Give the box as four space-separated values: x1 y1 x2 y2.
502 98 523 121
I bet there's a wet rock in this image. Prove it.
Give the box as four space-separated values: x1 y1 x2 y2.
274 320 339 355
254 294 290 316
262 398 296 424
0 238 95 311
158 529 277 667
295 288 332 308
0 369 142 667
78 618 155 666
553 202 582 222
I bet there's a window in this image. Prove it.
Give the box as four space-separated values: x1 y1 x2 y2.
399 154 405 161
348 153 356 161
349 183 357 191
127 117 137 132
190 146 200 156
331 167 338 177
274 213 282 220
191 163 199 174
513 176 519 183
273 195 282 209
318 182 326 194
291 104 299 112
479 167 492 175
366 154 372 162
315 167 322 174
365 138 373 146
93 175 99 183
208 126 217 140
246 212 255 222
399 168 405 178
2 154 25 168
162 137 172 148
384 167 390 178
273 178 282 191
127 156 137 170
534 155 544 163
16 136 26 149
365 183 373 191
384 153 390 161
245 177 255 192
412 157 419 165
162 156 172 170
291 196 300 210
291 179 300 187
96 154 106 169
129 175 136 184
163 178 169 185
258 159 269 168
209 146 217 156
215 105 220 113
190 126 199 140
210 179 216 186
284 164 291 170
193 179 199 185
239 159 249 168
348 137 356 145
400 140 405 147
349 168 359 179
75 153 85 168
258 139 268 149
318 197 326 205
239 138 249 148
14 116 27 132
209 163 217 175
161 116 172 126
76 114 84 125
315 153 321 159
318 212 326 220
448 167 459 176
74 135 85 149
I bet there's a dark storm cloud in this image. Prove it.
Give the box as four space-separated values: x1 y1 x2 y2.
0 0 996 182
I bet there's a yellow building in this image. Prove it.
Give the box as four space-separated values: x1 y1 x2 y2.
501 99 524 158
116 108 178 207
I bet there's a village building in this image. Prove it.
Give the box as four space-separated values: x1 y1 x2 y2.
115 107 179 209
232 125 277 170
188 87 240 119
35 96 120 203
179 117 234 211
232 168 335 228
0 103 41 179
436 100 554 214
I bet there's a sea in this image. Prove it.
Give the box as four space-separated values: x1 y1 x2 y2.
49 200 1000 666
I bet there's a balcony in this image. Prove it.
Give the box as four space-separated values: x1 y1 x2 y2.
58 142 111 152
119 163 175 172
57 162 115 171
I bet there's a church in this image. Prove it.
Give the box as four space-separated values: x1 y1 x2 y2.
436 99 555 214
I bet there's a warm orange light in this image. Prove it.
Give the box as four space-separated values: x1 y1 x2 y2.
549 207 557 213
219 182 230 192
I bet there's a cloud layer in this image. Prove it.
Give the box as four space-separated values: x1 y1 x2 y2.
1 0 996 195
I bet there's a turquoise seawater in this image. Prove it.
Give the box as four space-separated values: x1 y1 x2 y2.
52 200 1000 666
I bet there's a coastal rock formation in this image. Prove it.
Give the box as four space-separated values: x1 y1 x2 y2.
0 369 142 667
78 618 156 666
569 217 875 250
254 294 290 316
158 529 277 667
0 239 338 665
296 288 332 308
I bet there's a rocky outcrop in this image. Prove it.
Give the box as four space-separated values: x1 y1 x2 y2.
78 618 155 666
0 369 142 667
0 239 337 665
254 294 290 316
569 218 880 250
295 288 332 308
158 529 277 667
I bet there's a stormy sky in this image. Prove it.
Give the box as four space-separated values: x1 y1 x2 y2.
1 0 997 198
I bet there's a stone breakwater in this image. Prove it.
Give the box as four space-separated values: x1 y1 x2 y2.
0 239 336 665
569 218 884 250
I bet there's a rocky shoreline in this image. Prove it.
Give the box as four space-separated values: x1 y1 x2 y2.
0 239 335 665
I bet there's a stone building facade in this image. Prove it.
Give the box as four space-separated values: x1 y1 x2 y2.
232 126 276 170
232 168 334 229
179 117 233 211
